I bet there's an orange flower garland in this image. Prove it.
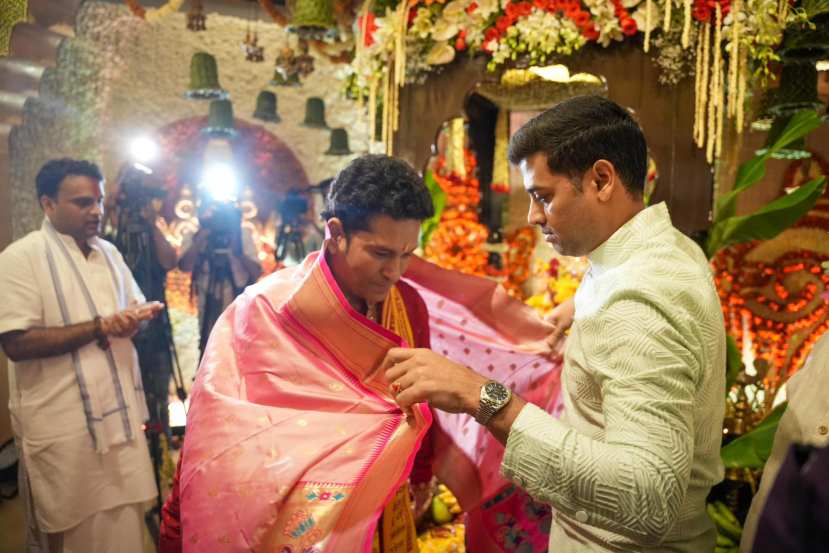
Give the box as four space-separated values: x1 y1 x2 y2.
711 198 829 398
501 227 537 299
424 150 489 276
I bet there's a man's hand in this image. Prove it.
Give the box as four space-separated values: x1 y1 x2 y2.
545 297 574 355
382 348 488 415
101 301 164 338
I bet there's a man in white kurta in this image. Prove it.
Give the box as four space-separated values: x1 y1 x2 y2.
382 96 727 552
0 159 158 552
499 202 726 551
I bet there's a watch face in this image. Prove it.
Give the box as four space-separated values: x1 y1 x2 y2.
485 381 509 402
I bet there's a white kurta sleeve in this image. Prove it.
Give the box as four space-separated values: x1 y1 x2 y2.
0 242 44 335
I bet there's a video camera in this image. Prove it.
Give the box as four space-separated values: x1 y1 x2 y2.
117 164 167 213
278 189 310 226
200 200 243 252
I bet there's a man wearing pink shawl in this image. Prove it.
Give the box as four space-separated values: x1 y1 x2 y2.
161 155 436 553
161 154 565 553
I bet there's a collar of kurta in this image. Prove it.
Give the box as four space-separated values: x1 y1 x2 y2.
587 202 672 276
41 218 101 256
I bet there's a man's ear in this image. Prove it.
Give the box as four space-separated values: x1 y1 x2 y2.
592 160 617 202
326 218 347 254
39 194 54 212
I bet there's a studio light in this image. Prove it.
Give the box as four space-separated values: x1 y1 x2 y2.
199 162 239 203
129 136 159 165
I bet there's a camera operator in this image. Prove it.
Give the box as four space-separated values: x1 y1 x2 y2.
178 199 262 359
107 165 179 444
275 188 312 265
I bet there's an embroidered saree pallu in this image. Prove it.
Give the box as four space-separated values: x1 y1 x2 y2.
180 252 431 552
405 257 564 553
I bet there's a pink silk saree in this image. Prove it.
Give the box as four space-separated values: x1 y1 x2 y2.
180 251 432 553
404 257 564 553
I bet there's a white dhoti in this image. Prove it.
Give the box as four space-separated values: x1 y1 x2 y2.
48 503 146 553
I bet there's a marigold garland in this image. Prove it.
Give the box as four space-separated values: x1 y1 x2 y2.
424 150 489 276
347 0 810 163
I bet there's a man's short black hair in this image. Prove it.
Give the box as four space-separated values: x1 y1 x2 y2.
508 96 647 196
321 154 434 234
36 158 104 199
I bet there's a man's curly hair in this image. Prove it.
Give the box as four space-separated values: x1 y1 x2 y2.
321 154 434 235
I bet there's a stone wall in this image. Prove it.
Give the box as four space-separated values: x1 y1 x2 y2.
9 2 368 239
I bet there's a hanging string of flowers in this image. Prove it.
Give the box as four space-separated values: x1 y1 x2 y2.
347 0 818 161
124 0 186 22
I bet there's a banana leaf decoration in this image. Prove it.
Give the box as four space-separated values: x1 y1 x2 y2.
706 110 826 257
708 107 825 471
725 335 742 396
721 402 788 469
420 169 447 249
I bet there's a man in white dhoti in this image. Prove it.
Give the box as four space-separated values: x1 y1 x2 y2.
0 158 163 553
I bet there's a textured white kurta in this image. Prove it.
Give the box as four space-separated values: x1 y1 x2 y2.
0 221 156 533
502 202 726 552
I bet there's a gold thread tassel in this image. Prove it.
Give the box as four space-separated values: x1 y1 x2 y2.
727 0 741 117
645 0 652 52
682 0 692 47
736 45 747 132
706 5 722 163
694 24 704 144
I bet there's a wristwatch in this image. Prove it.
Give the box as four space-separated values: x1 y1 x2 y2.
475 380 512 425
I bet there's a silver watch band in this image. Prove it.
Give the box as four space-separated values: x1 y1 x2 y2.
475 401 498 425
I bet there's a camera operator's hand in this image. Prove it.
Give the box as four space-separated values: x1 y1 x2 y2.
101 302 164 339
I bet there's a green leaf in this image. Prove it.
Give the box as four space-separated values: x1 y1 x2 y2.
714 110 822 223
725 335 742 397
767 110 822 154
715 155 769 221
803 0 829 18
420 170 446 249
721 402 787 469
706 177 827 256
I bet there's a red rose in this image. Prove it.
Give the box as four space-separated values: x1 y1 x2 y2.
692 4 711 20
466 1 478 13
496 15 513 32
456 37 467 50
574 10 591 27
506 2 519 17
358 13 378 47
582 26 599 40
621 16 638 35
517 2 533 15
533 0 547 9
485 27 501 42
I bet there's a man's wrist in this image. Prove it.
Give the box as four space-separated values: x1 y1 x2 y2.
464 372 488 416
93 316 110 350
